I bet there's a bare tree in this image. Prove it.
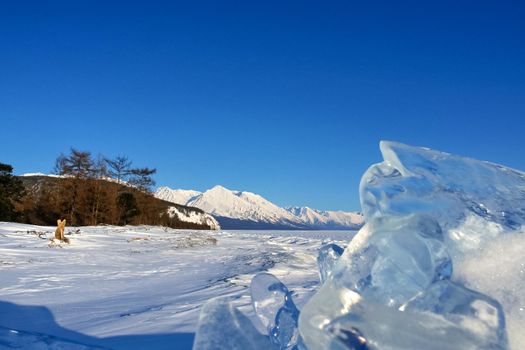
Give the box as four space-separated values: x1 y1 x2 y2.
53 149 94 225
89 155 110 224
105 156 132 183
56 148 94 178
53 154 67 175
93 155 109 179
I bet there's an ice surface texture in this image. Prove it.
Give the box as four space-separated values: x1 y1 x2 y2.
298 141 524 350
361 141 525 253
317 244 344 284
251 273 301 349
193 141 525 349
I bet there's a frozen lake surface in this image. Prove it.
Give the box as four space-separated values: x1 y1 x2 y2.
0 223 357 349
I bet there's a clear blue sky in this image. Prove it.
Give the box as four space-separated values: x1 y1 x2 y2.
1 1 524 211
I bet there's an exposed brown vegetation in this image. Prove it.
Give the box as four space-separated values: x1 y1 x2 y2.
5 149 215 230
17 175 212 229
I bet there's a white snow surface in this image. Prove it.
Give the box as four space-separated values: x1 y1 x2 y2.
454 225 525 350
155 185 363 229
20 173 61 178
21 173 133 187
0 222 356 349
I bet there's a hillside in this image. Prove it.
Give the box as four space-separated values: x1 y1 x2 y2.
17 175 219 230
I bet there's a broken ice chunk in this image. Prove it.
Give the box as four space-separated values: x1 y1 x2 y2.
193 297 275 350
298 214 454 349
333 214 452 307
317 243 344 284
325 294 506 350
402 280 508 348
250 273 300 349
300 283 507 350
360 141 525 252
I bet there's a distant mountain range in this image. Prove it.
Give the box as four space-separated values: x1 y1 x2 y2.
155 185 364 230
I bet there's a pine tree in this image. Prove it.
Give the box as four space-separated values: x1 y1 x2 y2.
0 163 26 221
116 192 139 225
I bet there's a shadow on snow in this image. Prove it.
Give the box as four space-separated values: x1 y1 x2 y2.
0 300 194 349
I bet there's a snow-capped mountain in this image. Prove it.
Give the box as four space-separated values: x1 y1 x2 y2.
155 185 364 230
285 206 364 228
155 186 201 206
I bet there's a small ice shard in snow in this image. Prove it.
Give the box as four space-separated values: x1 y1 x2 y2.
317 243 344 284
192 297 275 350
250 272 300 349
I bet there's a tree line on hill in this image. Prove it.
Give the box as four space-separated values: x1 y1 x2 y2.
0 149 211 229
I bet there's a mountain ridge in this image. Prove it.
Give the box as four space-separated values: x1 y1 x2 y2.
155 185 364 230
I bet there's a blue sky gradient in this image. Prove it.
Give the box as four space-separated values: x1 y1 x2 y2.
1 1 524 211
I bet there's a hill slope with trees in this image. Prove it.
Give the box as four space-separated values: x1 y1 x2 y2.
1 149 218 230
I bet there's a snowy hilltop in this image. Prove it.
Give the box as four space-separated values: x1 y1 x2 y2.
155 185 364 230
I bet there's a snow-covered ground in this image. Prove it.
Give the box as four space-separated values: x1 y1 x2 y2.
0 222 356 349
